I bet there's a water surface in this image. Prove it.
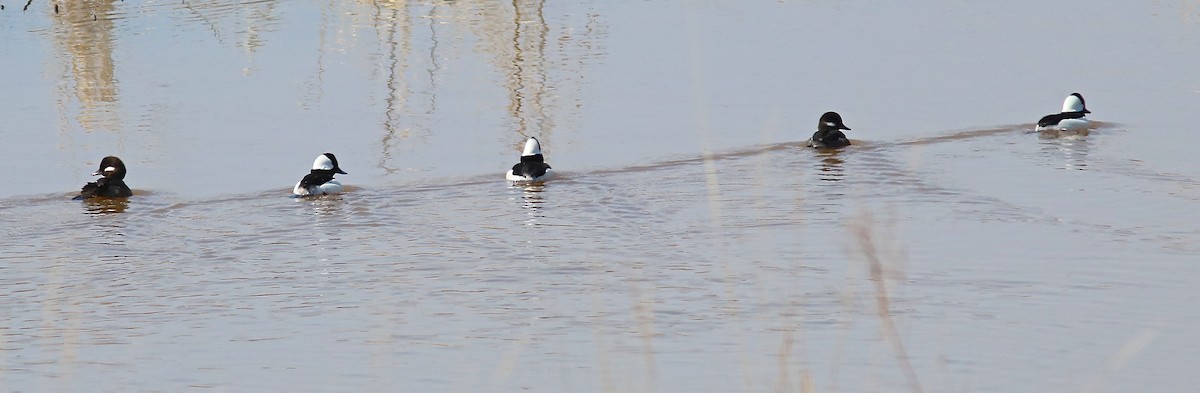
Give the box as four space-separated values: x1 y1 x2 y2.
2 1 1199 392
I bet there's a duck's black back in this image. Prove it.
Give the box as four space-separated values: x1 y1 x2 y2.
512 154 551 178
810 130 850 148
76 178 132 199
298 170 338 189
1038 111 1087 127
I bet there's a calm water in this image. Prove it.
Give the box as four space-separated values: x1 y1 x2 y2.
3 1 1200 392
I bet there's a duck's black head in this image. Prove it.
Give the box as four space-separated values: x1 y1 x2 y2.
818 111 851 132
93 156 128 180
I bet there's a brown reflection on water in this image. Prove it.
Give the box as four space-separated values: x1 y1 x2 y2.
81 197 130 214
176 0 280 59
453 1 600 138
375 1 427 174
505 0 552 140
370 1 606 167
53 0 121 134
51 0 283 144
496 0 604 143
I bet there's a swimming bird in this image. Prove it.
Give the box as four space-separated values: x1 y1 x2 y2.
293 153 348 196
807 111 852 148
1036 93 1091 136
75 156 133 199
506 137 554 182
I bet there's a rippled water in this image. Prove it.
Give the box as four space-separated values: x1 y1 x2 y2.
3 1 1200 392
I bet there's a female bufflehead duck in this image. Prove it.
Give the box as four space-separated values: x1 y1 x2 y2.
807 111 852 148
293 152 348 196
75 156 133 199
506 137 554 182
1036 93 1091 136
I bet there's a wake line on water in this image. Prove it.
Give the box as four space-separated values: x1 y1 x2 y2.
594 123 1034 176
0 124 1035 206
114 124 1013 205
0 122 1156 207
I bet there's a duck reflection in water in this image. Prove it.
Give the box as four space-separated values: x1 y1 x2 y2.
302 195 346 217
81 207 130 249
516 184 547 227
816 149 846 182
81 197 130 214
1040 137 1090 171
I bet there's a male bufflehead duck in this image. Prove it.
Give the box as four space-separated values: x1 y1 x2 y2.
75 156 133 200
807 111 852 148
1036 93 1091 136
293 152 348 196
506 137 554 182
